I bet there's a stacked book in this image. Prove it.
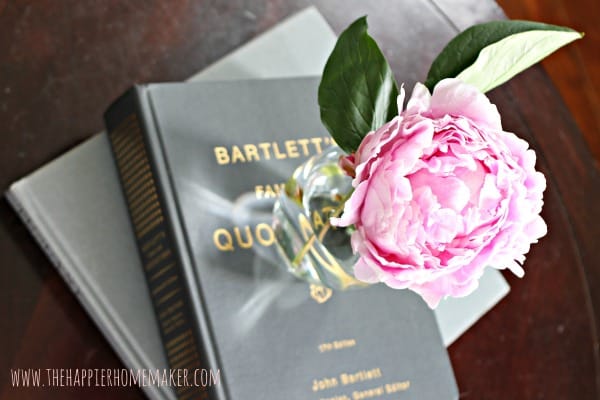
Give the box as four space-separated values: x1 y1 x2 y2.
6 7 509 400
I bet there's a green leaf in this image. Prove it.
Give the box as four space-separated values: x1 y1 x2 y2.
318 16 398 154
425 20 579 92
456 29 582 92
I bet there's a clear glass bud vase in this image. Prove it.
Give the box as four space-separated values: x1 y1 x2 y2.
272 145 367 290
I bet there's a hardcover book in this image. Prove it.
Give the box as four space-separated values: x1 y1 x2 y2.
104 77 459 399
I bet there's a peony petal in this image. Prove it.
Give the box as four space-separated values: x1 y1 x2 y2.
330 180 369 227
353 257 381 283
527 171 546 194
434 177 471 212
382 275 412 290
414 286 443 309
524 215 547 241
405 82 431 115
389 119 434 174
429 78 502 131
409 171 471 212
478 174 502 211
427 208 460 244
355 117 401 167
397 84 406 113
506 260 525 278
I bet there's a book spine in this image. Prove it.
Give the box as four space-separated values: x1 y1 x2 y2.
105 88 224 400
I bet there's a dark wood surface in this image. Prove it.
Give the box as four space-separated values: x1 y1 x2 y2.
500 0 600 164
0 1 598 399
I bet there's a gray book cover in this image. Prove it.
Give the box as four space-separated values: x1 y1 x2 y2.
105 76 458 400
5 6 507 400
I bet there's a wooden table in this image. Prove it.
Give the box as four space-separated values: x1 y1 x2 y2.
1 1 598 399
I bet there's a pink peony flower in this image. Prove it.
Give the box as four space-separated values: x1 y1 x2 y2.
331 78 547 308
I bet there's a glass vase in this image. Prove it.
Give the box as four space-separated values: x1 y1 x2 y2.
272 145 367 290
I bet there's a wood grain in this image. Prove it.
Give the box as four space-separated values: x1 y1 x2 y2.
0 1 598 399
